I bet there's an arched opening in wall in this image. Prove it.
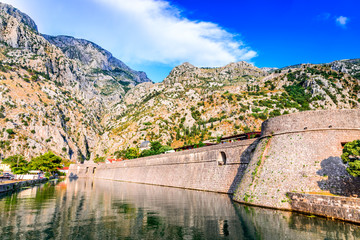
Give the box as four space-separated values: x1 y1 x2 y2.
341 142 349 148
217 152 227 165
85 167 89 174
93 167 96 174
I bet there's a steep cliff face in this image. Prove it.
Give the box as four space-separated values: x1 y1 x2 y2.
0 3 150 162
0 3 37 32
329 59 360 79
42 35 151 84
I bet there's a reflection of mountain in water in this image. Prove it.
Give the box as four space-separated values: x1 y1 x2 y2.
0 179 359 239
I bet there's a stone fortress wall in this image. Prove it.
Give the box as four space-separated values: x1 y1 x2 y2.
69 109 360 222
69 138 258 194
233 110 360 214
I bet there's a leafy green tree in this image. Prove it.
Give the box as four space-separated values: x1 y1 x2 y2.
2 155 29 174
140 149 155 157
11 159 29 174
150 141 162 153
2 154 23 165
159 145 173 153
194 141 205 148
342 140 360 177
28 151 62 175
125 148 140 159
139 142 173 157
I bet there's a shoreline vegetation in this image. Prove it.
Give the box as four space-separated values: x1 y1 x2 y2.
1 151 69 178
95 140 174 162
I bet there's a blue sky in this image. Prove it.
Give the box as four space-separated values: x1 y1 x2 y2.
1 0 359 82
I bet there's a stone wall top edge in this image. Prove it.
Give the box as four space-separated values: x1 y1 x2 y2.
260 128 360 138
131 138 257 161
76 138 256 168
261 109 360 136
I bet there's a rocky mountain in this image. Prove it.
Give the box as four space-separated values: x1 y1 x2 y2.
0 2 150 162
0 3 37 32
328 59 360 79
42 35 150 84
0 2 359 162
103 61 360 155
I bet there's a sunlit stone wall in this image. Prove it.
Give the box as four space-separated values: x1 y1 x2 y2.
69 139 258 194
288 192 360 224
234 109 360 210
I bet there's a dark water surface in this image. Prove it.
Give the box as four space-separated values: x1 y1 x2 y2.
0 179 359 240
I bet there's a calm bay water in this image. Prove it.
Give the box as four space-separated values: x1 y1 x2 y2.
0 179 359 240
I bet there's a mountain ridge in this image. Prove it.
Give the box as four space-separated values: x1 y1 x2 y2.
0 2 359 162
42 34 151 84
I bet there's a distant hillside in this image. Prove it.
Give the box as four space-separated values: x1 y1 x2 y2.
103 60 360 155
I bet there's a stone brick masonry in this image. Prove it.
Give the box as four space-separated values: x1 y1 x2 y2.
69 139 258 194
234 110 360 213
288 193 360 224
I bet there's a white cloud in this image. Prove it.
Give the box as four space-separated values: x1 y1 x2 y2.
336 16 349 27
93 0 257 67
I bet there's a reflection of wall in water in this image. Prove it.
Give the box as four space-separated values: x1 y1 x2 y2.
87 179 240 232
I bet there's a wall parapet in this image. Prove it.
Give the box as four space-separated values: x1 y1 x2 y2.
97 138 256 169
261 109 360 137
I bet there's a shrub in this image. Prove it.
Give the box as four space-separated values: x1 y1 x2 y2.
342 140 360 177
94 156 106 163
269 109 281 118
125 148 140 159
140 149 155 157
6 129 15 135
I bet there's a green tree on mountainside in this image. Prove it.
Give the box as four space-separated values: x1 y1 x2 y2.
94 155 105 163
138 141 173 158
